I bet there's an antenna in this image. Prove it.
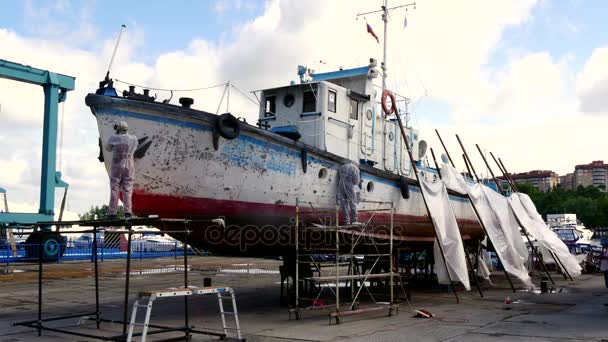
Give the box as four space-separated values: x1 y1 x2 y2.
356 1 416 93
317 60 327 72
106 24 126 80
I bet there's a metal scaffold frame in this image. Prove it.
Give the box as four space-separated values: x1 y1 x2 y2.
289 198 399 324
10 217 237 341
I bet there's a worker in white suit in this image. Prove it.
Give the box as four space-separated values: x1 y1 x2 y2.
337 160 361 225
105 121 138 219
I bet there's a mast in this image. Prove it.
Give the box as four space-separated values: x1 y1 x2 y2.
356 1 415 95
382 0 389 92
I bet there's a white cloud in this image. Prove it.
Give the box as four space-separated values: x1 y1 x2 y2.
576 47 608 114
214 0 243 15
0 159 28 184
3 0 606 214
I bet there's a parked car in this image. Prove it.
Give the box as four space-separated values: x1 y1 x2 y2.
130 237 183 252
72 233 103 249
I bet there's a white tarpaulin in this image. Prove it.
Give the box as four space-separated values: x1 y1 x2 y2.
418 172 470 290
509 193 582 278
442 164 534 289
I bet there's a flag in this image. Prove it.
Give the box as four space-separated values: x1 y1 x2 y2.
366 22 379 43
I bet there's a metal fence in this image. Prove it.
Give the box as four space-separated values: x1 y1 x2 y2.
1 241 196 264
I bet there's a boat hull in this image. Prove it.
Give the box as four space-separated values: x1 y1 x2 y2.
85 94 483 255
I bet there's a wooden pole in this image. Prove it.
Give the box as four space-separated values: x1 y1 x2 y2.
56 188 68 232
489 152 510 193
493 155 573 282
435 129 455 168
462 154 473 180
431 148 484 298
455 135 479 182
395 118 459 303
475 145 501 191
452 135 517 292
497 157 519 192
474 145 555 285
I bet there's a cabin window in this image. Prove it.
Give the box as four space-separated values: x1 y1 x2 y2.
303 91 316 113
265 95 276 116
350 99 359 120
328 90 337 113
283 94 295 108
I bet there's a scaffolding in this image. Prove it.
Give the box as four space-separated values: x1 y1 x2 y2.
11 217 238 341
289 199 399 324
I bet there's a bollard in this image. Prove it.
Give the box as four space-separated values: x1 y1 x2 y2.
540 277 548 294
204 277 212 287
503 296 512 310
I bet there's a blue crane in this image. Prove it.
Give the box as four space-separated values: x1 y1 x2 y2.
0 59 75 260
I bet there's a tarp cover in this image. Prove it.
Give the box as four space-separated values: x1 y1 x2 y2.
442 164 534 289
509 193 582 278
418 172 470 290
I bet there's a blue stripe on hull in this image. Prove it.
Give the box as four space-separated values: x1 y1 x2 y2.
95 106 471 204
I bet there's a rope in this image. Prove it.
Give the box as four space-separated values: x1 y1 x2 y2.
231 84 260 106
114 79 228 92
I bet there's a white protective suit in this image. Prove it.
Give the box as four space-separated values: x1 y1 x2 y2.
105 131 138 215
337 162 360 224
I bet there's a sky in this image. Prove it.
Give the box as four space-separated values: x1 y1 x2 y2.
1 0 608 215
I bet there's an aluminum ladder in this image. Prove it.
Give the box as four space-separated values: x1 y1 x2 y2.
214 286 243 340
126 286 243 341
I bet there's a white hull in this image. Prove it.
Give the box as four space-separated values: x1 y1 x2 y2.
86 94 482 253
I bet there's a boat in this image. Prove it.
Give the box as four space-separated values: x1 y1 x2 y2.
85 58 483 256
85 8 486 256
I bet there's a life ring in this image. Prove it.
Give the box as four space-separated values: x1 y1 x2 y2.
381 90 397 115
399 177 410 199
216 113 241 140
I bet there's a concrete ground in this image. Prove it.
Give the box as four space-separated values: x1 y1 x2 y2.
0 256 607 342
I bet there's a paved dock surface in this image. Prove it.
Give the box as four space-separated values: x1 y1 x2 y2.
1 256 607 341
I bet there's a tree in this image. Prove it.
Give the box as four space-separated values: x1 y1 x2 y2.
80 205 124 220
524 184 608 228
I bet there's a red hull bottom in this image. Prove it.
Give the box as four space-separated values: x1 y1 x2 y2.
133 190 483 256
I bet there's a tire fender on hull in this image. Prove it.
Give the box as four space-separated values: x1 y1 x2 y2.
399 177 410 199
216 113 241 140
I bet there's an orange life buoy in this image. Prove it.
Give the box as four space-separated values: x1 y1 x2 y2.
381 90 397 115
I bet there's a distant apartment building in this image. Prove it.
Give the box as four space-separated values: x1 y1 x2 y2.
508 170 559 192
573 160 608 191
559 173 574 191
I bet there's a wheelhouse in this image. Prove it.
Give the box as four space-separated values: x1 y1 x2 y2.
256 58 424 177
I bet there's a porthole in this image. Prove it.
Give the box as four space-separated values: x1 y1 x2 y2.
388 132 394 141
318 168 328 179
283 94 295 108
366 109 373 120
367 181 374 192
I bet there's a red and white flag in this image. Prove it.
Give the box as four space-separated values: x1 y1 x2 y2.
366 22 379 43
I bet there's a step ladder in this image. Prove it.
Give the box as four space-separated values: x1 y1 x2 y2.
213 287 243 340
126 286 243 342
